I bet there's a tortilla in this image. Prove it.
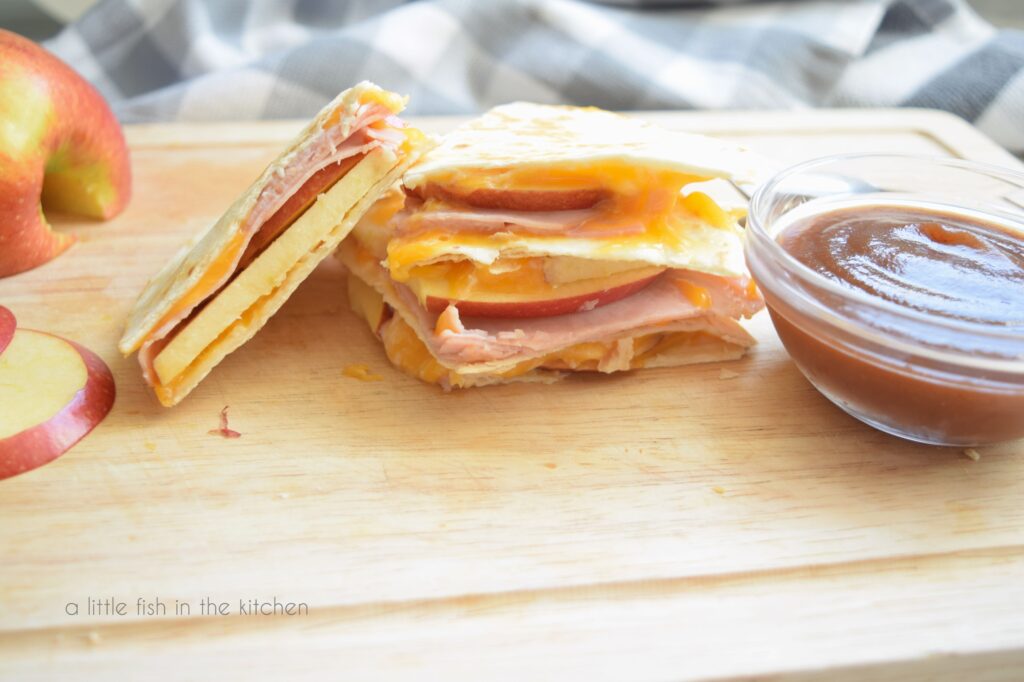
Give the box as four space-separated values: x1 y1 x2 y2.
403 102 776 191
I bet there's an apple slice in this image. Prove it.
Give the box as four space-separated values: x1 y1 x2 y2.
0 306 15 357
347 273 390 334
412 183 608 211
423 270 664 318
238 153 364 270
542 257 654 285
0 328 115 480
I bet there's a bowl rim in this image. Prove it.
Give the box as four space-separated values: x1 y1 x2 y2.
747 152 1024 352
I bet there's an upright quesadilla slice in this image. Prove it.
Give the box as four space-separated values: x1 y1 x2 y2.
339 102 773 388
120 82 432 406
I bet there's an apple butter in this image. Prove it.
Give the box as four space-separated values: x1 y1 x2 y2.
769 203 1024 445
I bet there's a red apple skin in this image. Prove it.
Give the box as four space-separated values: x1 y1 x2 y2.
0 306 15 356
412 183 608 211
425 273 660 318
0 29 131 278
0 333 116 481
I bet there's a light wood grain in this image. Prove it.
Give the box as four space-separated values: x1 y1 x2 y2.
1 109 1022 681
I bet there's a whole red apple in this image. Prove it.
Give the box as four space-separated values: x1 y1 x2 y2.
0 29 131 278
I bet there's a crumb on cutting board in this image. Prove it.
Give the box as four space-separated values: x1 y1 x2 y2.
963 448 981 462
209 406 241 439
718 368 740 380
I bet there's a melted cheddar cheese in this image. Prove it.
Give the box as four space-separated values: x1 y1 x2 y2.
681 191 730 229
675 280 712 310
380 312 466 387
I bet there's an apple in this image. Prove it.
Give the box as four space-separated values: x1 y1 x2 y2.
423 270 663 318
238 154 362 270
542 257 653 285
411 183 607 211
0 29 131 278
0 327 115 480
347 273 390 334
0 305 15 356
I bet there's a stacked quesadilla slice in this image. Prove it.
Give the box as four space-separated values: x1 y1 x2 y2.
339 103 771 388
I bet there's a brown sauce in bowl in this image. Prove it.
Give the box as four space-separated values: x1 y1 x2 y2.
769 203 1024 445
778 208 1024 329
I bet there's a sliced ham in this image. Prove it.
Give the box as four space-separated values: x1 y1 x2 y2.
244 102 395 239
391 269 761 369
365 116 408 147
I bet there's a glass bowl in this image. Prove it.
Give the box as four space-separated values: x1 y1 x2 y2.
744 154 1024 446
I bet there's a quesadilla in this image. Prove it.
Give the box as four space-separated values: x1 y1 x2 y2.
120 82 432 406
338 103 771 388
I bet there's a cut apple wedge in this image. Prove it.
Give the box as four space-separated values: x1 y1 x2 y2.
542 257 654 285
422 268 664 318
347 271 390 334
0 30 131 279
0 306 15 356
238 154 364 271
0 328 115 480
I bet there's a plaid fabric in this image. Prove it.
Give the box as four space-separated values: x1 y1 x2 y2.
41 0 1024 153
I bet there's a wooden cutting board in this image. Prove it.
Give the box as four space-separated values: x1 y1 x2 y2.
1 110 1022 681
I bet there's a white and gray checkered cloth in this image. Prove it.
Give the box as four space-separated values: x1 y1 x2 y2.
41 0 1024 153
